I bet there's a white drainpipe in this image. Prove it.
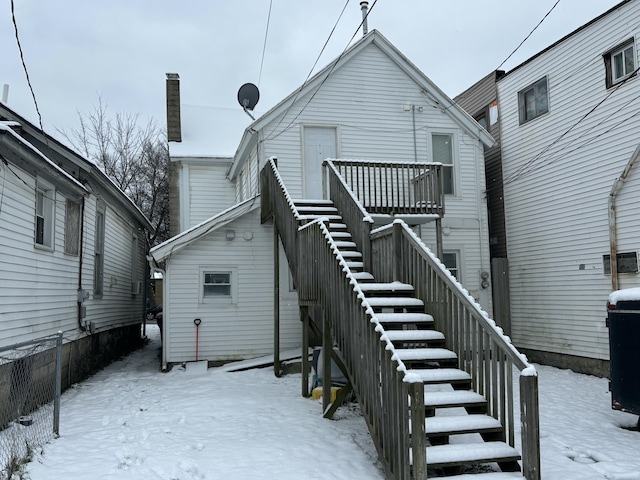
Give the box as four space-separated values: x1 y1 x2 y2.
608 143 640 291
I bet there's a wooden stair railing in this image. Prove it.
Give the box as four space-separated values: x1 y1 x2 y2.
260 157 540 480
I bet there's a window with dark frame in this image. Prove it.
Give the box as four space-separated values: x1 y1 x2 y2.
442 251 459 280
94 201 106 298
518 77 549 124
35 183 55 249
65 199 81 255
604 39 636 88
603 252 639 275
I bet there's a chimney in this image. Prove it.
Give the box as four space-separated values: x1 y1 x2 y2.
166 73 182 142
360 1 369 36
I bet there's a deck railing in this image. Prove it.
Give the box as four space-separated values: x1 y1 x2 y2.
371 222 540 480
329 159 444 216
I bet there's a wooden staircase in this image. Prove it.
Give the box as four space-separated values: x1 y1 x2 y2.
295 200 524 478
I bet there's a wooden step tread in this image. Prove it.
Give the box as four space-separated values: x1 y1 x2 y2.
375 313 434 324
329 231 352 239
407 368 471 384
425 442 521 468
295 206 338 213
345 261 364 269
333 241 357 248
350 272 374 281
443 473 524 479
395 348 457 362
293 199 333 205
359 282 414 293
329 222 347 229
367 297 424 307
426 414 502 436
385 330 444 342
299 214 342 221
339 251 362 258
424 390 487 409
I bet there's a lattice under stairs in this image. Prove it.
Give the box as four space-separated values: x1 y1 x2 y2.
295 200 524 478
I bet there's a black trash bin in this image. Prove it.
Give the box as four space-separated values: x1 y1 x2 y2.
607 289 640 416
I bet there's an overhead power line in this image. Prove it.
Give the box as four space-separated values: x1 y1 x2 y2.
264 0 378 142
258 0 273 87
496 0 562 71
10 0 44 132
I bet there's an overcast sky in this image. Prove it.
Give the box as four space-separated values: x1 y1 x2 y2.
1 0 624 136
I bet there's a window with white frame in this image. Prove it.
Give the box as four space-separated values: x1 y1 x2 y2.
442 251 460 280
604 39 636 88
518 77 549 124
431 133 455 195
203 272 232 297
35 180 55 249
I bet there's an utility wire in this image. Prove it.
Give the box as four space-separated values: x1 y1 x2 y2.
264 0 378 142
496 0 562 70
11 0 44 132
503 65 639 186
263 0 355 141
258 0 273 87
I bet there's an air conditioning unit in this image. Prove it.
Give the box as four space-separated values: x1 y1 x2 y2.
131 281 142 295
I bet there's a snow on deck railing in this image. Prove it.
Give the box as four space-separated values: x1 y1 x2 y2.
323 160 374 224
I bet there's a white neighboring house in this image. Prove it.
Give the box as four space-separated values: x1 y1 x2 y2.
150 30 494 368
490 0 640 376
0 103 153 385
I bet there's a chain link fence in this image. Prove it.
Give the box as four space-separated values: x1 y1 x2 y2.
0 333 62 479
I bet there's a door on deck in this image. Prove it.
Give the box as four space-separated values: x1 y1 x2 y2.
303 126 337 198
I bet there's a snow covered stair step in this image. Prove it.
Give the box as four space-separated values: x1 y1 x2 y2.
367 297 424 311
394 347 457 363
345 260 364 270
350 272 375 282
338 251 362 259
442 472 524 479
375 312 434 326
424 442 521 469
425 414 503 437
359 281 415 297
329 222 348 230
424 390 487 411
328 231 352 239
384 329 444 343
332 240 357 249
299 214 343 222
293 199 334 205
408 368 472 388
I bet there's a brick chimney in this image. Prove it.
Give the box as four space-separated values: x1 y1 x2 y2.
166 73 182 142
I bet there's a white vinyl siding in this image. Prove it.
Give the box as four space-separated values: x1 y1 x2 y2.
162 209 300 363
497 0 640 361
186 160 235 229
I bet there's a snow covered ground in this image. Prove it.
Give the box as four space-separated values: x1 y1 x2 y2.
21 325 640 479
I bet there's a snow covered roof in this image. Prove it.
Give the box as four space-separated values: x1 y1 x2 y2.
0 122 87 194
169 104 256 158
150 195 260 262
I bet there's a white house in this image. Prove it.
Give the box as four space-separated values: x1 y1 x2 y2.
464 0 640 376
0 102 153 386
151 30 494 368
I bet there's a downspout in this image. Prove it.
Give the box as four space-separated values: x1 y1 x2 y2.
77 196 88 331
609 143 640 291
147 255 167 369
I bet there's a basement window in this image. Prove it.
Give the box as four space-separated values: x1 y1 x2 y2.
603 252 639 275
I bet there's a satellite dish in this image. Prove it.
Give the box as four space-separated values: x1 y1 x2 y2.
237 83 260 111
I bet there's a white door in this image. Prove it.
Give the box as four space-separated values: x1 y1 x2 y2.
303 127 336 198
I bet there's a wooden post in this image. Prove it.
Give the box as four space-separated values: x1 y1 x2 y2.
393 221 402 281
274 223 281 377
301 306 310 397
520 372 541 480
322 310 332 413
409 382 427 479
435 217 443 261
